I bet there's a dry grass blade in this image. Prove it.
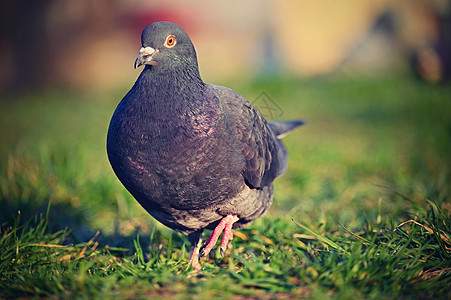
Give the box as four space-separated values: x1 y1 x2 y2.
28 243 67 248
414 267 451 282
293 233 317 240
87 231 100 246
232 230 248 240
396 220 451 246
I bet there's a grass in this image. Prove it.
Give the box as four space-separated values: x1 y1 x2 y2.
0 72 450 298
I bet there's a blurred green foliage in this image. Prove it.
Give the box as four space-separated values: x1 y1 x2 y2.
0 73 450 298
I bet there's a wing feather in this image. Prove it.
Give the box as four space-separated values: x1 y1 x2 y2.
208 84 285 189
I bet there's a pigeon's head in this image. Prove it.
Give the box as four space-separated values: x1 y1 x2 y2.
134 21 198 72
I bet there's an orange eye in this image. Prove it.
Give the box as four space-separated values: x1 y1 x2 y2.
164 35 176 48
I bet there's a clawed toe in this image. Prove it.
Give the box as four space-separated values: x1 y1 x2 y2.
199 215 239 259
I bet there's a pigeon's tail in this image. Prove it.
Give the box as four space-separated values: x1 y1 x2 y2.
268 119 306 139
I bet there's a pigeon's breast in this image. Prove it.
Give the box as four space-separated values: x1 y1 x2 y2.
107 93 245 210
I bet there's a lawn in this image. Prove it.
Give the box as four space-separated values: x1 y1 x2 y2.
0 72 450 299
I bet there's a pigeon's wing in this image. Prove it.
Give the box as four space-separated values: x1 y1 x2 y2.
208 84 285 189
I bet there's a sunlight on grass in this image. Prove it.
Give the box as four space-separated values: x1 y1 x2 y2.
0 73 450 298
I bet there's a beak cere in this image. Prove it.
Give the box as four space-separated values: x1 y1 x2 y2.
134 47 158 68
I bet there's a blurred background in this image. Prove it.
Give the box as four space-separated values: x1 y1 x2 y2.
0 0 450 244
1 0 450 91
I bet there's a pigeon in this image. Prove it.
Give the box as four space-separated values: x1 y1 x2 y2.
107 21 305 270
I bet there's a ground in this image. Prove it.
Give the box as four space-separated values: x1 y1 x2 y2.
0 72 450 299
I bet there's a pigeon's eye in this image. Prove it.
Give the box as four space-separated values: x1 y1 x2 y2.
164 35 176 48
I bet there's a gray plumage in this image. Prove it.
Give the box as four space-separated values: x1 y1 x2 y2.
106 21 304 264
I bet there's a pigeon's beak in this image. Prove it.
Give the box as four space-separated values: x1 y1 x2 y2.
134 47 159 69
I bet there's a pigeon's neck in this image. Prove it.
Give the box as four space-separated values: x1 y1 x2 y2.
129 65 219 133
137 65 205 106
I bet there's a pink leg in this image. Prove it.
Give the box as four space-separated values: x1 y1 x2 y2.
220 218 235 256
187 242 202 271
200 215 239 258
186 231 203 271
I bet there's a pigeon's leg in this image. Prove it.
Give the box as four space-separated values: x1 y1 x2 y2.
200 215 239 258
187 230 203 271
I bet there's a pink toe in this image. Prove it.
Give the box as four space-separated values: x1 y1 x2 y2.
202 215 239 257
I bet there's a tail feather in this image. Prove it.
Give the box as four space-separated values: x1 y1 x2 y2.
268 119 306 139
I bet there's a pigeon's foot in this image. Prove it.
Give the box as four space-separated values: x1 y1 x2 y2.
187 233 203 271
200 215 239 259
187 244 202 271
